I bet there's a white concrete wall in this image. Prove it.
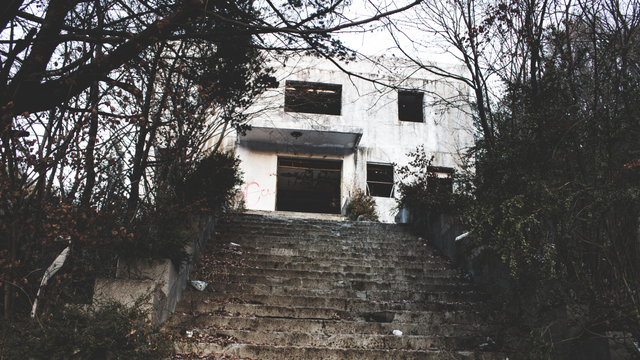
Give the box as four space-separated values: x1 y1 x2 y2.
232 56 474 222
236 149 278 211
340 153 357 212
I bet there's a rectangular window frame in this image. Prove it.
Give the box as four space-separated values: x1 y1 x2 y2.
427 166 454 194
398 91 424 122
367 164 394 198
284 80 342 115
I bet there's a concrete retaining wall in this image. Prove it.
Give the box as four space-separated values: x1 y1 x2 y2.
92 213 216 324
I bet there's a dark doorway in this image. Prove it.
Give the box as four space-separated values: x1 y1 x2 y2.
276 158 342 214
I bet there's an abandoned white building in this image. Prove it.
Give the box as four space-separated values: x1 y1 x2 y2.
213 56 474 223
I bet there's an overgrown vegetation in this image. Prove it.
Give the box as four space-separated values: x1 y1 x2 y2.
178 152 243 212
0 0 426 321
346 190 379 221
120 151 243 265
1 21 270 325
467 7 640 353
0 300 174 360
1 0 377 318
0 0 424 357
116 152 242 267
394 0 640 357
394 146 460 229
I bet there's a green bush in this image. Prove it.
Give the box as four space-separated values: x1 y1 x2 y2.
116 151 243 266
118 210 193 266
178 151 243 211
395 146 457 225
0 300 173 360
346 190 379 221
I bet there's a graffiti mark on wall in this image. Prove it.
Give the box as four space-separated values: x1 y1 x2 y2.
245 182 273 206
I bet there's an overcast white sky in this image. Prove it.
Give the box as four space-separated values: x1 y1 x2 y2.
334 0 461 64
334 0 410 56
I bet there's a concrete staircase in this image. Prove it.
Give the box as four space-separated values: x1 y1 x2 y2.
171 212 503 359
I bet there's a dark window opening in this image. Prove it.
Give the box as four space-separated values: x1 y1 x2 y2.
398 91 424 122
285 80 342 115
425 166 454 224
367 164 394 197
427 166 454 195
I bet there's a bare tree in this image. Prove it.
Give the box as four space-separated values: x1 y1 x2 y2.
362 0 569 154
395 0 640 353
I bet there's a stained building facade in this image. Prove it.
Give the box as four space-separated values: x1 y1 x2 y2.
216 56 473 222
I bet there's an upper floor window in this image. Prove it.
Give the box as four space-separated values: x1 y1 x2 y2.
285 80 342 115
367 164 394 197
398 91 423 122
427 166 454 195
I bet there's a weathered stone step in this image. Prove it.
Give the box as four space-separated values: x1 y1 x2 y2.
218 234 427 250
175 342 505 360
220 217 409 232
202 283 487 302
221 214 408 229
223 255 450 271
221 239 436 258
243 259 456 272
230 246 436 263
170 314 489 336
208 273 472 292
179 292 480 313
217 238 432 256
175 303 480 324
218 217 413 228
216 222 420 239
217 224 418 237
217 231 420 244
189 328 485 350
220 267 463 283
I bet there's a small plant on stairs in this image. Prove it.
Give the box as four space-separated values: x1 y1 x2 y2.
346 189 379 221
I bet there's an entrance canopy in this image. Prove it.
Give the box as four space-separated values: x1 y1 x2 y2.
239 127 362 156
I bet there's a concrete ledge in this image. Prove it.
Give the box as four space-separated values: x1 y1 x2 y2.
113 258 177 323
94 278 167 323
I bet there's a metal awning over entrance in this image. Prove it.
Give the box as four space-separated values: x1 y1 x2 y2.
238 127 362 155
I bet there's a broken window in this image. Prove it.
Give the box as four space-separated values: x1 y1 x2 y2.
367 164 394 197
398 91 424 122
285 80 342 115
427 166 454 195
